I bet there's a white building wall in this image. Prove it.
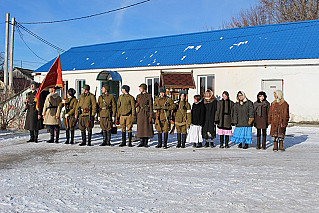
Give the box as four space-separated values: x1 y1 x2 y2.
35 59 319 123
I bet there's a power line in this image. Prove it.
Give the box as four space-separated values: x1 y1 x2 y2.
16 26 49 62
19 0 150 25
16 22 65 52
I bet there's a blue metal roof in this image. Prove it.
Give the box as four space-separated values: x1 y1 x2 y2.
35 20 319 72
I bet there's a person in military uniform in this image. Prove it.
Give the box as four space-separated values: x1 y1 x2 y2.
136 83 154 147
173 90 191 148
75 84 97 146
117 85 136 147
153 87 175 149
43 86 62 143
24 81 43 143
57 88 78 144
98 84 116 146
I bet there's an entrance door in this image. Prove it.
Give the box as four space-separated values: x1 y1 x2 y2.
261 79 283 103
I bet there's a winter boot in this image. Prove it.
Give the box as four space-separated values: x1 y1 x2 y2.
243 143 249 149
238 143 242 148
144 138 149 148
70 130 75 144
225 136 230 148
181 134 187 148
128 132 133 147
55 127 60 143
79 131 86 146
193 143 197 148
163 133 168 149
137 138 145 147
106 131 112 146
219 135 224 148
100 131 108 146
210 140 215 148
65 130 70 144
262 135 267 150
27 130 35 142
196 142 203 148
119 132 127 147
176 133 182 148
204 139 209 147
256 136 261 150
156 133 162 148
47 127 54 143
87 131 92 146
279 140 285 151
34 130 39 143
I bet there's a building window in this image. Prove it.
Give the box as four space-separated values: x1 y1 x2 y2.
145 77 159 98
197 75 215 97
76 79 85 98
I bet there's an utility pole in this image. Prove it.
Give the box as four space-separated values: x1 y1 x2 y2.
4 13 10 89
9 17 15 90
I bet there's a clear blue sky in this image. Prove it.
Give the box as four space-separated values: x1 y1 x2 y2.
0 0 257 70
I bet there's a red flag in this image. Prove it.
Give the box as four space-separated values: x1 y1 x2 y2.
35 55 63 110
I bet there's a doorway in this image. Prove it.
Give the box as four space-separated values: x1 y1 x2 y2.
261 79 283 103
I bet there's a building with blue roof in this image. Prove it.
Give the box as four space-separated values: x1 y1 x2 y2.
34 20 319 122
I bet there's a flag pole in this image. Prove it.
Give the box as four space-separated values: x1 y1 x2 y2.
59 53 69 130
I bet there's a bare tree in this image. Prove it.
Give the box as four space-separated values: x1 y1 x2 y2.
222 0 319 29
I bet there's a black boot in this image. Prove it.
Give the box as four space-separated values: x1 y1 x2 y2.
100 131 107 146
210 140 215 148
119 132 126 147
225 136 230 148
106 131 112 146
163 133 168 149
176 133 181 148
47 127 54 143
55 126 60 143
128 132 133 147
181 134 187 148
87 131 92 146
144 138 149 148
65 130 70 144
79 131 86 146
34 130 39 143
196 142 203 148
204 139 210 147
137 138 145 147
238 143 243 148
193 143 197 148
219 135 224 148
70 130 75 144
156 133 162 148
243 143 248 149
27 130 35 142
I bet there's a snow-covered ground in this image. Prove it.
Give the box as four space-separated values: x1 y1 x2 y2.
0 126 319 212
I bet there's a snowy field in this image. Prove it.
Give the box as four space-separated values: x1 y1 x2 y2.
0 126 319 212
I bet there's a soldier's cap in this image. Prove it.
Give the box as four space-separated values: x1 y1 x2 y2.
68 88 76 96
159 87 166 93
102 84 110 91
83 84 90 91
139 83 147 90
121 85 130 93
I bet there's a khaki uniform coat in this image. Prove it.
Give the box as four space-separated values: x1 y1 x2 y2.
174 100 191 134
117 94 136 132
136 92 154 138
268 99 289 138
153 96 175 133
43 93 62 126
75 93 97 131
57 96 78 130
98 93 116 131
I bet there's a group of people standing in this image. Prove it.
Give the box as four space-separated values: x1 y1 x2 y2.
24 81 289 151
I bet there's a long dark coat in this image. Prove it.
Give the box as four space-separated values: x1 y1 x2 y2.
202 97 217 139
215 99 234 130
232 100 254 127
268 99 289 138
136 92 154 138
254 100 270 129
24 90 45 130
191 100 205 126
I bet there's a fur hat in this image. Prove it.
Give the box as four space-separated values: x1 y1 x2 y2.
68 88 76 97
102 84 110 91
121 85 130 93
83 84 90 91
139 83 147 90
257 91 267 102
